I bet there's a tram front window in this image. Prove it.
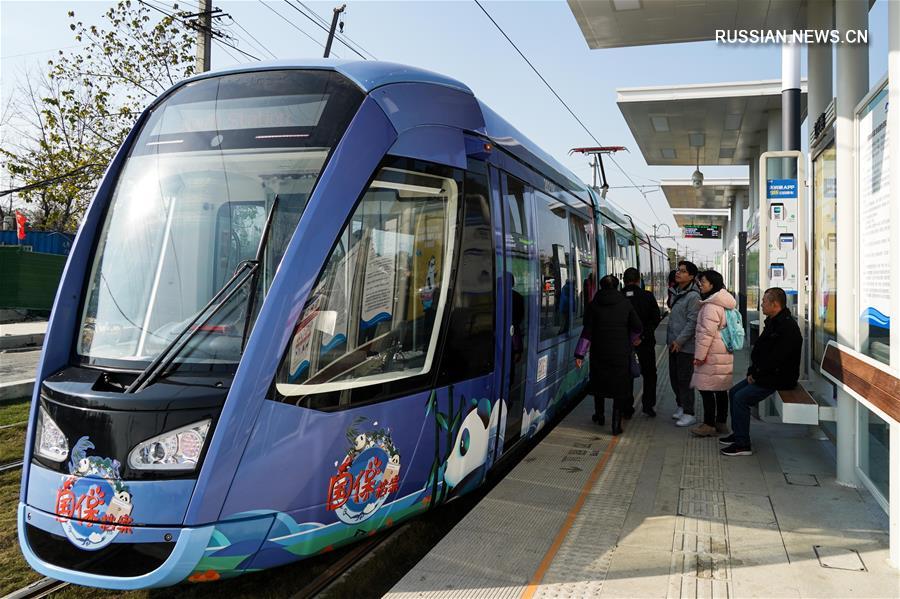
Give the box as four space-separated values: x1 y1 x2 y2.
77 70 364 368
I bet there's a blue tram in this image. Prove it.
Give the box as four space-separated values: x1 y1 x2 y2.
18 61 667 588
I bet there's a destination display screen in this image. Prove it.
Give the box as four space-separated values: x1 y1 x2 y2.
682 224 721 239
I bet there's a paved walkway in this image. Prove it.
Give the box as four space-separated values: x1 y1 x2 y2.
386 349 896 598
0 320 47 350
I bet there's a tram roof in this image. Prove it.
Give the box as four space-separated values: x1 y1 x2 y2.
199 59 474 95
185 60 591 203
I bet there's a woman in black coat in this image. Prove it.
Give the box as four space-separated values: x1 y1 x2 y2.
575 275 642 435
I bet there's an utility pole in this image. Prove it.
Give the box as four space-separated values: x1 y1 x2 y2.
196 0 212 72
324 4 347 59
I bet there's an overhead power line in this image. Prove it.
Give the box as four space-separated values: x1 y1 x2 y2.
259 0 330 54
471 0 663 226
225 15 278 59
138 0 261 61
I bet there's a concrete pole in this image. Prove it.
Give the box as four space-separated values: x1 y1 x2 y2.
834 0 869 488
807 0 834 127
767 110 783 179
782 41 802 151
748 154 758 224
196 0 212 73
887 0 900 568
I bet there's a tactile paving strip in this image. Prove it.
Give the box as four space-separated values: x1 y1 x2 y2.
668 436 733 599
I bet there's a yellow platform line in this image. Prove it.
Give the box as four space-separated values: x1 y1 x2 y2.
520 434 619 599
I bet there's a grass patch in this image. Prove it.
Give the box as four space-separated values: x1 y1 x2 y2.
0 399 31 427
0 426 26 465
0 471 43 596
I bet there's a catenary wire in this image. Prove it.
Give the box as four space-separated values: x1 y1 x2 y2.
281 0 368 60
258 0 331 54
472 0 665 227
296 1 378 60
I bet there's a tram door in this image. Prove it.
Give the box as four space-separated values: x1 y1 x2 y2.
498 173 533 452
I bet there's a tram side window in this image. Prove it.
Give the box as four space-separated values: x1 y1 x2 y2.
570 213 594 327
604 227 617 277
535 191 571 341
275 164 460 408
438 168 495 383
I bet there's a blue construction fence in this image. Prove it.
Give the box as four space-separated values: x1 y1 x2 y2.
0 231 75 255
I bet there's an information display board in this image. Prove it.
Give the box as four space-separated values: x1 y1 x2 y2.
682 224 721 239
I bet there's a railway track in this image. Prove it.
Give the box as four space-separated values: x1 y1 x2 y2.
0 459 23 474
291 525 405 599
1 577 69 599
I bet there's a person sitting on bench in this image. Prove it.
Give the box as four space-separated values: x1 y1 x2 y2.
720 287 802 456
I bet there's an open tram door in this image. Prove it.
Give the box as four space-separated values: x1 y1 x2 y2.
492 170 535 456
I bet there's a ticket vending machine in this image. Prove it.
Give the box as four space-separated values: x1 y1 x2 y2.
758 150 807 374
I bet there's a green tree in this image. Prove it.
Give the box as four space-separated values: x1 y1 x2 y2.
1 0 196 232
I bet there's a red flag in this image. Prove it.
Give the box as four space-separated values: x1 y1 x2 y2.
15 211 26 241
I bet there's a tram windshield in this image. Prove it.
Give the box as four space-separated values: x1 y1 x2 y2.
77 70 364 368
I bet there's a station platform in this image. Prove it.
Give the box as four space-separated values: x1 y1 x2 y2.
386 349 896 598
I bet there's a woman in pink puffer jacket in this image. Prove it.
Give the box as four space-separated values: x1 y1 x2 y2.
689 270 736 437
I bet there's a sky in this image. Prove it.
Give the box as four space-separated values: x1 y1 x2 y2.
0 0 892 264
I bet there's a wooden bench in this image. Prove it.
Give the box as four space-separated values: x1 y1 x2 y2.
772 383 819 425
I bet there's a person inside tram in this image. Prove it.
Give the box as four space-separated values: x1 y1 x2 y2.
720 287 802 456
688 269 736 437
622 267 661 418
574 274 642 435
666 269 677 309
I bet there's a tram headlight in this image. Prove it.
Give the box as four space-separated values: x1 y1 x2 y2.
36 407 69 462
128 419 211 471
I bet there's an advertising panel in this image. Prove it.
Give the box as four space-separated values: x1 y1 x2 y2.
857 84 891 363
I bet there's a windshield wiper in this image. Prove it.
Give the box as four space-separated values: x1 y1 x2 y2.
125 195 281 393
240 194 280 350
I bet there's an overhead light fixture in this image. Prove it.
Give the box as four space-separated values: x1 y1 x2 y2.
651 116 669 132
719 147 735 159
691 147 704 189
689 133 706 147
724 114 742 130
611 0 642 10
660 148 677 159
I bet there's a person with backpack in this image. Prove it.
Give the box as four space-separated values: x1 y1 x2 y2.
666 261 701 427
689 270 738 437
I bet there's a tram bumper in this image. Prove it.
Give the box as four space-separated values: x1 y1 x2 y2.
17 502 214 590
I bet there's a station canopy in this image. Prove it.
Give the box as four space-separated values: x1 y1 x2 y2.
662 178 748 233
616 80 808 167
569 0 806 49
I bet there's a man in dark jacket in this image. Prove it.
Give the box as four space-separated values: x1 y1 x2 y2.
622 268 662 417
575 275 642 435
721 287 802 456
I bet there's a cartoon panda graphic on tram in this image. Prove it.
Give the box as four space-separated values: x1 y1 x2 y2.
443 397 505 495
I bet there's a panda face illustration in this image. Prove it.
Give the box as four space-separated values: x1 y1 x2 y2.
444 409 489 489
